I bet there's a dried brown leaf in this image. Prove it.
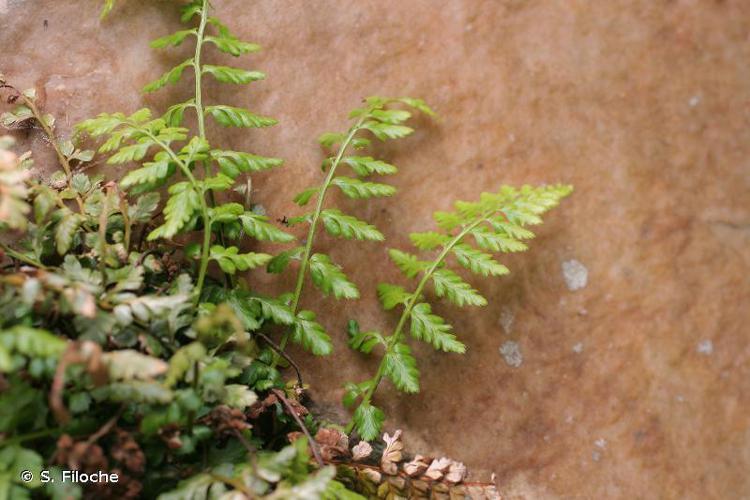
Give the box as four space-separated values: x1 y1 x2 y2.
403 454 430 477
445 460 467 484
352 440 373 461
381 429 403 475
423 457 451 481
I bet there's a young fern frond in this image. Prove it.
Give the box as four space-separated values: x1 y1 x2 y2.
270 97 434 362
83 0 292 302
344 184 573 440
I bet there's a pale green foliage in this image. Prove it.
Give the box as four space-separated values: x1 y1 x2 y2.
274 96 435 362
345 184 572 439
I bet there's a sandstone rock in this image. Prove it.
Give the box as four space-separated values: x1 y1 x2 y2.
2 1 749 497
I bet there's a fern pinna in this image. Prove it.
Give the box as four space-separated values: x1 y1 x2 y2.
344 185 573 439
268 97 435 361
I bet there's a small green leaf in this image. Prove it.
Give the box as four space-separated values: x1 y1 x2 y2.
129 193 161 222
318 132 345 148
267 246 304 274
342 156 398 177
240 213 295 243
205 105 277 128
433 211 462 231
352 402 384 441
178 136 210 164
120 157 175 189
452 243 509 277
371 109 411 124
331 177 396 199
292 310 332 355
150 29 197 48
163 100 195 127
309 254 359 300
399 97 436 117
409 231 449 250
205 35 260 56
293 186 319 206
362 121 413 141
470 226 528 253
347 321 384 354
388 249 431 279
376 283 410 310
147 183 200 240
209 245 272 274
253 296 295 325
55 209 83 254
431 268 487 307
410 303 465 353
143 59 193 93
202 65 265 84
165 342 206 387
107 140 154 164
210 150 283 178
383 343 420 393
320 209 383 241
202 174 234 192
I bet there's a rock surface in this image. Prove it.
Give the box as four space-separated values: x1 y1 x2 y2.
2 1 749 498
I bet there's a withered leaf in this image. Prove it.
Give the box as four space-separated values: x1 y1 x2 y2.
403 454 429 477
381 429 403 475
352 440 373 461
423 456 451 481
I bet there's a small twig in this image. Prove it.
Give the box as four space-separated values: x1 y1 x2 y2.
232 428 256 456
85 406 124 446
254 331 303 388
271 388 324 468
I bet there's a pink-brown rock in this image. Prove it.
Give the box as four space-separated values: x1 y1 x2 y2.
2 1 749 498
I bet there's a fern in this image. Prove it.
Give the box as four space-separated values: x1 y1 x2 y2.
274 97 434 361
76 0 291 301
344 184 572 439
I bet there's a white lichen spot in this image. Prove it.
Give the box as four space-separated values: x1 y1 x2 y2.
688 95 701 107
572 342 584 354
592 450 602 462
676 395 685 403
499 341 523 368
562 259 588 291
499 306 515 335
594 438 607 449
697 339 713 356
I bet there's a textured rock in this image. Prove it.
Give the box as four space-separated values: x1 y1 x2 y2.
2 1 749 498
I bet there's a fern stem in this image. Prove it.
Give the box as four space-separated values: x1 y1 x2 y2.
346 214 490 433
10 88 86 213
139 128 212 302
193 0 209 143
192 0 233 288
0 243 49 269
275 117 366 357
